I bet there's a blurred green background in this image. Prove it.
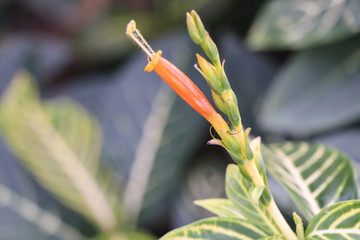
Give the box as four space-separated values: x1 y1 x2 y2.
0 0 359 239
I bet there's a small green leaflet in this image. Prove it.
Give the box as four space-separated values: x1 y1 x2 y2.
194 198 245 219
262 142 358 222
293 212 305 240
160 217 269 240
195 164 280 236
305 200 360 239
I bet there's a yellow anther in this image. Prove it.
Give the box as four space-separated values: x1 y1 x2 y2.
126 20 136 36
126 20 156 58
145 51 162 72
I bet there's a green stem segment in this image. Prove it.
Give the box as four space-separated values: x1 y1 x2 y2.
243 160 297 240
187 10 297 240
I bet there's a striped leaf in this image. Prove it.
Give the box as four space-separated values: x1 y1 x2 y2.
0 139 87 240
160 217 269 240
258 235 283 240
194 199 245 219
0 72 119 231
225 164 281 235
248 0 360 50
0 183 86 240
263 142 358 221
305 200 360 239
196 165 280 235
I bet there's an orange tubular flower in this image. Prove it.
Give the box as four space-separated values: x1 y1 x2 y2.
126 20 217 122
126 20 240 153
145 51 217 121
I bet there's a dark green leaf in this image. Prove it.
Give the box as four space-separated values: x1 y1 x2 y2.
0 33 71 93
315 130 360 193
259 36 360 136
248 0 360 50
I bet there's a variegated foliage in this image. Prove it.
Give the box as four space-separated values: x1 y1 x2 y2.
165 142 359 239
258 236 284 240
160 217 269 240
0 72 120 231
305 200 360 239
248 0 360 50
166 164 281 239
262 142 358 221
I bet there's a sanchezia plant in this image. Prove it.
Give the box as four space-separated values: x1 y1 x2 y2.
126 10 360 240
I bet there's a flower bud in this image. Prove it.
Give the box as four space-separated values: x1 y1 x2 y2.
196 54 223 94
244 128 253 160
220 65 231 90
225 98 241 127
211 89 226 114
149 54 217 121
190 10 205 39
186 11 205 45
201 32 220 66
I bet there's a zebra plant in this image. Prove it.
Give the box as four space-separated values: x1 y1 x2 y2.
0 9 358 240
127 10 360 240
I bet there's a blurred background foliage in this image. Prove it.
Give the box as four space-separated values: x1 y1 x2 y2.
0 0 359 239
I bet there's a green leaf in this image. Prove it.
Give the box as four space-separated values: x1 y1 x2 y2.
93 231 156 240
305 200 360 239
247 0 360 50
263 142 358 221
0 139 87 240
249 185 266 206
258 235 284 240
293 212 305 240
160 217 269 240
194 199 245 219
315 130 360 193
225 165 280 235
0 182 86 240
194 165 282 236
258 36 360 136
0 72 119 231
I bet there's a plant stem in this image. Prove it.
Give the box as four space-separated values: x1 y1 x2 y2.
243 160 297 240
266 200 297 240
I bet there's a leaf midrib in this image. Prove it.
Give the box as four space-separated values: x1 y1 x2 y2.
272 148 321 216
123 84 176 226
28 108 116 231
0 183 86 239
229 167 280 235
